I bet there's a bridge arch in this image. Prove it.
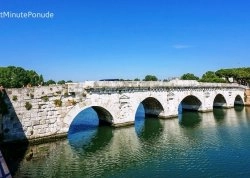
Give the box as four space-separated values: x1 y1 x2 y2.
178 95 202 112
134 97 164 118
63 104 114 133
234 95 244 105
213 94 227 108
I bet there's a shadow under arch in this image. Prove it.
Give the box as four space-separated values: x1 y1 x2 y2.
234 95 244 106
178 95 202 113
65 105 114 131
68 107 113 154
140 97 164 117
213 94 227 108
134 101 164 142
178 95 202 127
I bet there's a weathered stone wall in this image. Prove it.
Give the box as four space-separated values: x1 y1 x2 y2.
0 80 246 143
2 84 83 142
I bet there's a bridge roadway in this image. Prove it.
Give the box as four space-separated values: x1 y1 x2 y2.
1 80 246 142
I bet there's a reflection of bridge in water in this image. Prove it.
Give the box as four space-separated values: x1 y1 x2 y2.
5 106 250 177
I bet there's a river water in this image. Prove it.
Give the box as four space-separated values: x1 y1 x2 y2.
3 106 250 178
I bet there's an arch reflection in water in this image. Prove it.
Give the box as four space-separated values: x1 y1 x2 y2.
68 108 113 153
178 111 202 128
135 104 164 142
178 96 202 128
234 105 244 112
213 108 227 123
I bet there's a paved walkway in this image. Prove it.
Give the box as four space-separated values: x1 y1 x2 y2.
0 150 12 178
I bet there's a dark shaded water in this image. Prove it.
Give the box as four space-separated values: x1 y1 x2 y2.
3 106 250 178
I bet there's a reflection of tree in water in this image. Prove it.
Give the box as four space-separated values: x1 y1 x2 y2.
179 111 202 128
213 108 226 123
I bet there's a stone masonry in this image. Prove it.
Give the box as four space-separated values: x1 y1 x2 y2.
0 80 246 142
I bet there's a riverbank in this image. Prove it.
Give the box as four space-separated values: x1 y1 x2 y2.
0 150 11 178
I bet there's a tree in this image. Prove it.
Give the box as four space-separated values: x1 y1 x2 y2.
57 80 66 85
0 66 44 88
44 80 56 86
180 73 199 80
134 78 140 81
199 71 226 83
143 75 158 81
215 67 250 85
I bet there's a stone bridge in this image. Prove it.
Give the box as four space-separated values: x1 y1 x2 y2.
0 80 246 142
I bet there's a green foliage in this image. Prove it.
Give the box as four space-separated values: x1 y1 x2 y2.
181 73 199 80
69 99 77 106
54 99 62 107
0 66 44 88
12 95 18 101
199 71 226 83
25 102 32 110
57 80 66 85
134 78 140 81
41 96 49 102
143 75 158 81
66 80 73 83
215 67 250 85
44 80 56 86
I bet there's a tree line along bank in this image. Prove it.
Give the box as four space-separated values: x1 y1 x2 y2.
0 66 249 89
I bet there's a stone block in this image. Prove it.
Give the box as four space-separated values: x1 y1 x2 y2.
49 118 57 124
32 120 40 126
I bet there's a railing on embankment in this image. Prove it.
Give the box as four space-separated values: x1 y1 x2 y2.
0 150 11 178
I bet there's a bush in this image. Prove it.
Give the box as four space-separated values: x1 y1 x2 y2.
54 99 62 107
12 95 18 101
30 93 34 99
41 96 49 102
69 99 77 106
25 102 32 110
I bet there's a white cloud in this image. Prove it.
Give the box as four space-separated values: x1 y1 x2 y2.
172 44 192 49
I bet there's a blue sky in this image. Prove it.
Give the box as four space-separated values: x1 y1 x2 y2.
0 0 250 81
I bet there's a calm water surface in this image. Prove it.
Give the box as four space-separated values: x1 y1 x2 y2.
4 106 250 178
